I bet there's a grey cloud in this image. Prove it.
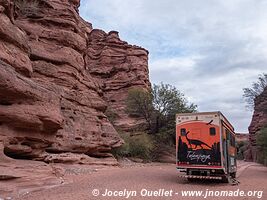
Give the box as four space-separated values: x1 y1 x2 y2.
80 0 267 132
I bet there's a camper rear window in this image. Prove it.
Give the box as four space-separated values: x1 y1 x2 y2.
181 128 186 136
210 127 216 135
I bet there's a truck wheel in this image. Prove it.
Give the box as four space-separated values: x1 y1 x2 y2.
222 175 230 183
230 172 236 178
187 178 195 182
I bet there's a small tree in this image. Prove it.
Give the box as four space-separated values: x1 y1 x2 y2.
125 83 197 159
152 83 197 133
152 83 196 116
126 88 154 130
243 73 267 109
126 83 197 136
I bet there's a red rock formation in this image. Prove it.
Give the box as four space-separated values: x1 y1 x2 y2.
86 29 151 131
246 87 267 161
235 133 249 143
0 0 150 166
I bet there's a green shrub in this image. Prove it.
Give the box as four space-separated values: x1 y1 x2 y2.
256 126 267 165
236 140 248 160
105 107 119 125
111 133 130 158
153 128 175 146
128 134 154 160
112 133 154 161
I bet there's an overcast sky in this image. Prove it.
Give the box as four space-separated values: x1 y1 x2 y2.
80 0 267 133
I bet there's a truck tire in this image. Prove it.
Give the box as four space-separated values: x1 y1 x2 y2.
187 178 195 182
230 172 236 178
222 175 230 183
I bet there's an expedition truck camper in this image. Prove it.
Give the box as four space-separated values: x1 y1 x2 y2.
176 111 237 182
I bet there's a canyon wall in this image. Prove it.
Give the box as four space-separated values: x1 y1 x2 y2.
0 0 150 165
86 29 150 131
246 87 267 161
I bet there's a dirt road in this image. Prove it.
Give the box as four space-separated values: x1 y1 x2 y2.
12 161 267 200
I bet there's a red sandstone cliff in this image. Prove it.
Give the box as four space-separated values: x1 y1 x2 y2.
86 29 150 130
0 0 150 165
246 87 267 161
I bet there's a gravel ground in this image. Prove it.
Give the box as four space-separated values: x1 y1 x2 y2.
12 161 267 200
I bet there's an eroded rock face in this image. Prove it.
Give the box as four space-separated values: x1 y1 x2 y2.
86 29 151 131
0 0 150 165
246 87 267 161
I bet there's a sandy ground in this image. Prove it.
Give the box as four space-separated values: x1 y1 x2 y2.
3 161 264 200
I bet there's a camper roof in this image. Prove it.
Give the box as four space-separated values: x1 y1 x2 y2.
176 111 234 132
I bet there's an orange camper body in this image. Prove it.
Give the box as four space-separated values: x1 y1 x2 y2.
176 111 237 181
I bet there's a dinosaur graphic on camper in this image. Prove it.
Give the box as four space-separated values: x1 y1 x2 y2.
184 131 212 150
